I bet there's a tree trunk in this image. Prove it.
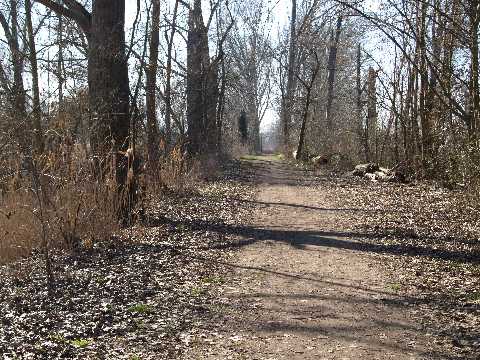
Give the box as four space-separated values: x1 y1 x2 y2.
425 0 443 175
217 41 227 150
296 87 312 160
88 0 131 222
88 0 130 156
165 0 180 148
186 2 205 155
252 110 261 154
411 41 420 172
146 0 160 166
25 0 44 153
282 0 297 152
36 0 130 153
418 0 433 175
206 59 219 153
468 0 480 141
248 44 261 154
356 44 368 161
36 0 132 220
57 15 64 107
0 0 28 149
9 0 26 119
296 52 320 161
186 0 218 155
442 0 457 131
325 16 343 134
367 67 377 162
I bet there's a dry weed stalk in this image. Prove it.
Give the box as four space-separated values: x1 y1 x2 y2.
0 140 120 265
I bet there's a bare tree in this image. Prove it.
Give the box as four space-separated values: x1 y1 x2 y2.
0 0 28 150
281 0 297 152
25 0 44 153
164 0 181 148
325 15 343 137
296 49 320 160
186 0 231 155
146 0 161 166
186 0 210 155
366 66 377 162
226 0 272 153
35 0 133 219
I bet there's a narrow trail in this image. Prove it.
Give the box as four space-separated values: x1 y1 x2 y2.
185 156 444 360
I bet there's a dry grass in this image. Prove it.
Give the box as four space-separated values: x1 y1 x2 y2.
0 139 217 264
159 144 198 191
0 192 39 262
145 143 220 196
0 145 120 264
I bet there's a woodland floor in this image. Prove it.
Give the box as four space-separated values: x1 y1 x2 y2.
1 156 480 359
183 155 480 360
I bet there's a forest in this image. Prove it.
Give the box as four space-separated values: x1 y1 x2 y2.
0 0 479 359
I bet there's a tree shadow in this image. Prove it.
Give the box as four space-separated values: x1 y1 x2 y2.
173 247 464 360
238 320 451 358
230 197 376 213
182 252 452 358
205 158 474 359
145 215 480 265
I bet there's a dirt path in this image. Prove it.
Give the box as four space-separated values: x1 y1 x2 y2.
184 156 447 359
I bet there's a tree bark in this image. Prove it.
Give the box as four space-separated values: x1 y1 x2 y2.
356 44 368 161
206 59 219 153
0 1 28 149
36 0 131 152
468 0 480 141
25 0 44 153
186 0 218 155
164 0 180 148
57 14 64 107
296 50 320 160
366 67 377 162
282 0 297 152
88 0 129 156
296 87 312 160
186 1 205 155
36 0 132 220
325 16 343 134
146 0 160 165
417 0 433 175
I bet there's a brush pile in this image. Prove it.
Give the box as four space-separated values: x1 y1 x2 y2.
352 163 407 183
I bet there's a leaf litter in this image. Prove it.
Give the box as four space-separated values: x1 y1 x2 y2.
2 159 479 359
0 160 255 359
322 175 480 359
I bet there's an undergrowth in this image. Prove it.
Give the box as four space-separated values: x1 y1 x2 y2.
0 138 219 265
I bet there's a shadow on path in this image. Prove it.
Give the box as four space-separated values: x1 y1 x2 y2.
230 197 377 213
176 250 453 359
146 215 480 265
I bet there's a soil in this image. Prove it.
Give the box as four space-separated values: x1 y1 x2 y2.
183 156 450 360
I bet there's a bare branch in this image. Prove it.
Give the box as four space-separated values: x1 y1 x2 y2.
34 0 91 35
